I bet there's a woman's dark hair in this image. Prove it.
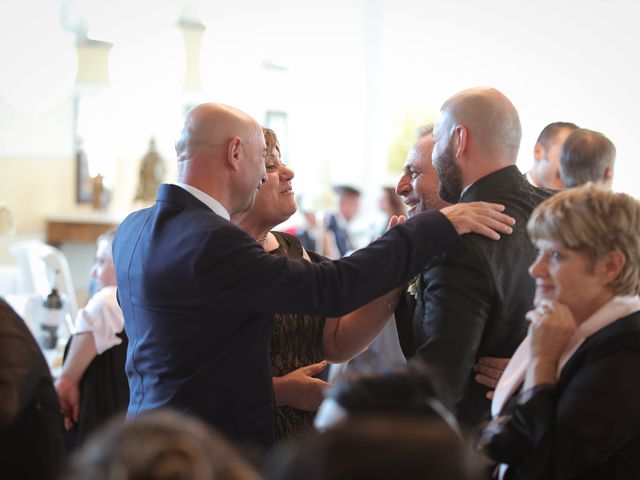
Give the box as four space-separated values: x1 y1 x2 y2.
328 361 456 420
269 416 482 480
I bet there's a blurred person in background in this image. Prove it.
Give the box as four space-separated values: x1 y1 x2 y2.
559 128 616 189
56 228 128 449
325 185 361 257
378 186 406 233
525 121 578 190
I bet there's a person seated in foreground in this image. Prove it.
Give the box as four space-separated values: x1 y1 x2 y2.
269 416 482 480
314 361 460 436
0 297 66 480
55 228 128 449
480 184 640 479
64 410 259 480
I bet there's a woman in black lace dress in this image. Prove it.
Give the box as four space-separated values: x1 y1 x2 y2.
233 128 402 441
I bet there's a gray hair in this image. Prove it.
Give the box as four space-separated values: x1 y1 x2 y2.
560 128 616 188
416 124 434 139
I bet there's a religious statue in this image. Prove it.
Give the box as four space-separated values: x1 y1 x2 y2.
91 173 109 211
135 138 166 203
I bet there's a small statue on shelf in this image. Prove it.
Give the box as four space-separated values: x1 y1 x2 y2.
135 138 165 204
91 173 109 211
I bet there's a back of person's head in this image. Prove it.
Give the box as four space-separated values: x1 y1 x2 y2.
64 410 260 480
269 416 481 480
560 128 616 188
441 86 522 161
317 362 459 433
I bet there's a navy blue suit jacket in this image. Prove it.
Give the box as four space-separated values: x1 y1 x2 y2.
113 184 462 448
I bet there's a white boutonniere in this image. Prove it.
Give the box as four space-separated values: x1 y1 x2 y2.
407 275 420 299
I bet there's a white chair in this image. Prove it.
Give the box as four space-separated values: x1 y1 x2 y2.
10 240 79 330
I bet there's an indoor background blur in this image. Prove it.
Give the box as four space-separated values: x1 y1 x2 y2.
1 0 639 302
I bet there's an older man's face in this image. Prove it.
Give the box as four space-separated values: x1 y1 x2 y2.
396 134 448 217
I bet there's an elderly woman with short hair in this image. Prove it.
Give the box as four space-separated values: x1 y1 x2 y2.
481 184 640 479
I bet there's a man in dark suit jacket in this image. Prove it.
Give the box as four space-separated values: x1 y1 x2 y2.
113 103 515 449
411 88 552 428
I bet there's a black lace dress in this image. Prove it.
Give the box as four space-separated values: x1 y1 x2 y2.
269 231 326 442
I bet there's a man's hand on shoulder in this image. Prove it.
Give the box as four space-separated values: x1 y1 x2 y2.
441 202 515 240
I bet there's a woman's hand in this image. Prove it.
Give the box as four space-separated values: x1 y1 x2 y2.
524 301 577 389
272 361 329 412
526 301 576 362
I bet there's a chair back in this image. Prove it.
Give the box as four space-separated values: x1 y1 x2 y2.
10 240 79 323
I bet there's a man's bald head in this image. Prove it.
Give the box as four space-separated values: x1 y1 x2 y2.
432 87 522 202
174 103 268 215
439 87 522 159
176 103 262 162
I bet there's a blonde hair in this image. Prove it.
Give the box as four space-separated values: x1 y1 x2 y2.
263 127 281 157
528 183 640 296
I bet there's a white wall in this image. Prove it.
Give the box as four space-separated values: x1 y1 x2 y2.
381 0 640 195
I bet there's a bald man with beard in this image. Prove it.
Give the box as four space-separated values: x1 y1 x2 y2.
113 103 515 448
411 88 553 428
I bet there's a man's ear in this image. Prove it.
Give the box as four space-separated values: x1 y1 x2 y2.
603 165 614 183
227 137 242 170
533 143 545 162
453 125 467 158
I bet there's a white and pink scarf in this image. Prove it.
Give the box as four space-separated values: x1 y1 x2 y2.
491 295 640 417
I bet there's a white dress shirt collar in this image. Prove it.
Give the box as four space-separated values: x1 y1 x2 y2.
173 182 230 220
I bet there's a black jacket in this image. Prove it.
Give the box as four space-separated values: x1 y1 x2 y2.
409 166 551 426
483 311 640 479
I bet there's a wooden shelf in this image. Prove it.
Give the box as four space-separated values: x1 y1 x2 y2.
46 213 123 246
